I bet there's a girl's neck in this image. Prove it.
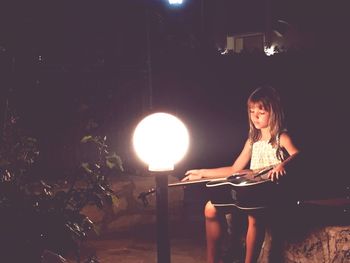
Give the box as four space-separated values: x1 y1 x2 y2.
260 128 271 141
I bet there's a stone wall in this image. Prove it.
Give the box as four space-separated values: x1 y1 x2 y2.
81 173 185 234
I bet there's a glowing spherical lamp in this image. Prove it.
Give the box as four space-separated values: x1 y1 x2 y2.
133 112 189 172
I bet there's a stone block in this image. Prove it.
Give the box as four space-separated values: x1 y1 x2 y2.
258 203 350 263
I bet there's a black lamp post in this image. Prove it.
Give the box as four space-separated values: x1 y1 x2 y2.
141 2 188 262
133 112 189 263
155 172 170 262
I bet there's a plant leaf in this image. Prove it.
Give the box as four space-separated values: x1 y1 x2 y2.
81 135 93 143
105 152 124 171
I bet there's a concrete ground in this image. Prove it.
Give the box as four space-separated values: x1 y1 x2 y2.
67 218 208 263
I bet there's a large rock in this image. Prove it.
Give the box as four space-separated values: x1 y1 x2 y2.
258 203 350 263
259 225 350 263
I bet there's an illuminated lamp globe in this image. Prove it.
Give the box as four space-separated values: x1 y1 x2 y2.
133 112 189 172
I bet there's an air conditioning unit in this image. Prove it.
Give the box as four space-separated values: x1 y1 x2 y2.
226 32 265 53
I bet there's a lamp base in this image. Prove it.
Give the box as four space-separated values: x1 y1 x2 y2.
155 174 171 263
149 164 174 172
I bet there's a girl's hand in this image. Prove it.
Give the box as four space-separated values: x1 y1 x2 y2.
182 169 203 181
268 164 286 182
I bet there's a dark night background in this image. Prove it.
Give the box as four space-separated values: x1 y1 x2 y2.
0 0 348 199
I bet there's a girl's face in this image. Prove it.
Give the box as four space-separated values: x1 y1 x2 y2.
249 103 270 130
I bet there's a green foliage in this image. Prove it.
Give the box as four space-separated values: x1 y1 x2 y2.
0 115 39 184
0 111 123 262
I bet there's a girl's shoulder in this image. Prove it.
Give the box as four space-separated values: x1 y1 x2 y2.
278 131 294 147
245 138 254 148
277 129 289 139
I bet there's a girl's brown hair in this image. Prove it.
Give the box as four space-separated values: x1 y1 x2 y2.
247 86 284 147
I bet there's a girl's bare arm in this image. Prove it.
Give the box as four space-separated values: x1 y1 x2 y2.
268 133 300 181
182 139 252 181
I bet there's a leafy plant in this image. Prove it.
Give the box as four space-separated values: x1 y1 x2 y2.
0 111 123 262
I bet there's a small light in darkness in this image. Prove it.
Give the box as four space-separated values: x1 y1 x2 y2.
264 45 277 56
168 0 183 5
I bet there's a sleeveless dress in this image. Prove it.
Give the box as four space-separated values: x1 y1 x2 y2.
250 135 284 170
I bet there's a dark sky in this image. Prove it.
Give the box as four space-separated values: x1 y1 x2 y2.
1 0 346 55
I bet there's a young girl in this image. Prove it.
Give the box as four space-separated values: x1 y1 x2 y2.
182 86 299 263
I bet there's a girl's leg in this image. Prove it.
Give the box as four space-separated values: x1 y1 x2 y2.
223 209 245 262
204 201 223 263
244 213 265 263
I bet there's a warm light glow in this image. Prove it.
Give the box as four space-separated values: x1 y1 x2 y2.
133 112 189 171
168 0 183 4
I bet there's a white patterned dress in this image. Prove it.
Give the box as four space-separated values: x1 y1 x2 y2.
250 136 284 170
